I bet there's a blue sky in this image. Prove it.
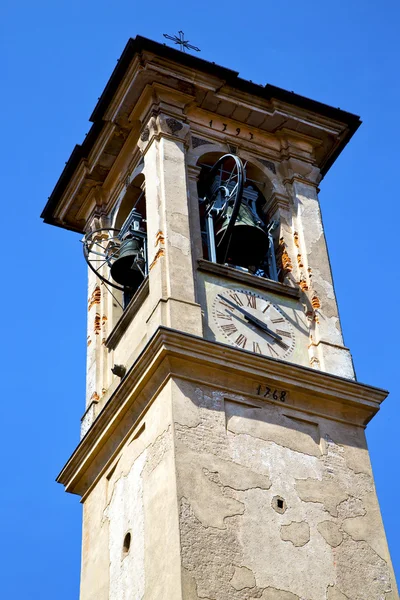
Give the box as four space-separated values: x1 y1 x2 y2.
1 0 399 597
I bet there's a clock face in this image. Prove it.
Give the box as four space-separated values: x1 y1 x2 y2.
211 288 295 359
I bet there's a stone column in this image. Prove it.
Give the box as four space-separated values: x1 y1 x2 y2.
264 190 298 288
187 164 203 287
82 212 113 437
138 113 202 337
279 147 355 380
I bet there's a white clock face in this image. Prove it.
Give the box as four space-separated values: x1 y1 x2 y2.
212 288 295 359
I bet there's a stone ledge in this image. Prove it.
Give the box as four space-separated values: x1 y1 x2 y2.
198 259 300 298
57 327 387 497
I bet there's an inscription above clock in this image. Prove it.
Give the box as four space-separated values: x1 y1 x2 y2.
212 288 295 358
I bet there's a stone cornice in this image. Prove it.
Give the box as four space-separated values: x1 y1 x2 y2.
57 327 387 496
197 259 300 298
42 36 360 233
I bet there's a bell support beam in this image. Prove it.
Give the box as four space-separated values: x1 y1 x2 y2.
138 110 203 338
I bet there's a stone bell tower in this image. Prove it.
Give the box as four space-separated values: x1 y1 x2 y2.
42 36 398 600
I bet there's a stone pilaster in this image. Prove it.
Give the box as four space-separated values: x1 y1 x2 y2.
83 214 113 437
187 164 203 282
264 190 297 288
138 113 202 338
279 147 355 379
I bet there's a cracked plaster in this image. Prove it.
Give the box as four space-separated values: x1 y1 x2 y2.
295 477 348 517
230 566 257 590
261 589 300 600
180 499 264 600
317 521 343 547
172 384 396 600
225 400 321 458
280 521 310 547
341 491 392 562
336 537 392 600
80 380 396 600
104 451 146 600
326 586 349 600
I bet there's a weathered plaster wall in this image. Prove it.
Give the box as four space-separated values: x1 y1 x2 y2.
80 481 110 600
289 179 354 380
80 381 182 600
172 378 397 600
138 115 203 340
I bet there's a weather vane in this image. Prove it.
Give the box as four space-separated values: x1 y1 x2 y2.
163 31 200 53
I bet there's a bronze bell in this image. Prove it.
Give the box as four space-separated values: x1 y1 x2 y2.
215 201 269 267
110 237 145 289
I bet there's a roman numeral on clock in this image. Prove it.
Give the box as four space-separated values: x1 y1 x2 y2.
218 299 232 310
221 323 237 336
235 334 247 348
267 343 279 357
216 311 232 321
253 342 262 354
271 317 285 323
276 329 291 337
245 294 256 308
228 293 243 306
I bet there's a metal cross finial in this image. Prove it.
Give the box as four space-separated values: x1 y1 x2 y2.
163 30 200 53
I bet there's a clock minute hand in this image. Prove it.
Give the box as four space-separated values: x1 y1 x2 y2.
217 294 284 344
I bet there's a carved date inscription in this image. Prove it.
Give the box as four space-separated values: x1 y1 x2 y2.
209 119 254 140
256 383 288 402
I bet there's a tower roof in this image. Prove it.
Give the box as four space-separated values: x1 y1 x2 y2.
41 35 361 232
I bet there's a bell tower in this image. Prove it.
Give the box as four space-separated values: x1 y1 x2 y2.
42 36 398 600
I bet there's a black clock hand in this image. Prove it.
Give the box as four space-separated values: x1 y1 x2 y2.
217 294 287 348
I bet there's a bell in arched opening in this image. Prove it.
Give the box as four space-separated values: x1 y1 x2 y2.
214 199 269 268
110 236 146 290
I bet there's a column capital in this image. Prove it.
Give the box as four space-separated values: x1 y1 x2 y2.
276 130 322 188
187 164 202 181
264 190 291 216
138 113 191 154
279 157 322 188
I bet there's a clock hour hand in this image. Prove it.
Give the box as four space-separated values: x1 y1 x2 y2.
217 294 286 347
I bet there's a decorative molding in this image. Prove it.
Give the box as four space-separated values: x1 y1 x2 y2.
266 191 291 215
166 117 183 134
140 127 149 142
187 164 202 180
138 113 190 153
197 259 300 299
80 398 99 440
192 136 214 149
259 158 276 174
57 326 388 496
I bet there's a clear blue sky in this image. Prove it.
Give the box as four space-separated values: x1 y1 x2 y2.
1 1 399 597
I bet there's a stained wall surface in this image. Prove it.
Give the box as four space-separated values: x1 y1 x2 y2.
79 372 398 600
173 379 398 600
79 381 182 600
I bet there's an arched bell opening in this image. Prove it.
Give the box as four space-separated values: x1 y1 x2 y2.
196 153 281 281
115 173 146 230
113 173 147 307
83 172 148 321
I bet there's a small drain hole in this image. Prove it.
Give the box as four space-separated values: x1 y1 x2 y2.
272 495 287 514
123 532 131 554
